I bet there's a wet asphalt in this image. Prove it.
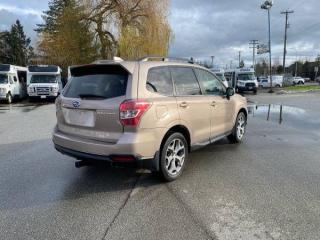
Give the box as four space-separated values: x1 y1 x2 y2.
0 92 320 240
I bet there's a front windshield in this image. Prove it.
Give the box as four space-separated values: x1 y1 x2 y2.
237 73 256 81
30 75 58 84
0 74 8 84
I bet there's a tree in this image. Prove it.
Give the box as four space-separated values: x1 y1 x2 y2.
118 0 172 59
36 0 97 71
0 20 34 66
82 0 172 59
239 60 245 68
0 31 10 63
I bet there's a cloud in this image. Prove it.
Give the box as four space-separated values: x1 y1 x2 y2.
0 9 42 45
0 3 42 16
169 0 320 67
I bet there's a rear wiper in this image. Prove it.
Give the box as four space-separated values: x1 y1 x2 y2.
78 94 107 99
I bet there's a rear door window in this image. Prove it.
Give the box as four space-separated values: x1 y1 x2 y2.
171 67 201 96
63 65 128 99
146 67 173 96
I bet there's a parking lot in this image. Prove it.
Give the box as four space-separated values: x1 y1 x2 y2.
1 92 320 240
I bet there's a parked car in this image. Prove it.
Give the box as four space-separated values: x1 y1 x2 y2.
291 77 305 85
52 57 248 181
259 75 283 88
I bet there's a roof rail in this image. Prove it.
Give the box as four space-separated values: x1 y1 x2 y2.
92 56 124 64
139 56 194 64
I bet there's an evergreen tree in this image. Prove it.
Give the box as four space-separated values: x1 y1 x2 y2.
240 60 245 68
35 0 75 34
0 20 34 66
37 0 97 70
0 31 10 63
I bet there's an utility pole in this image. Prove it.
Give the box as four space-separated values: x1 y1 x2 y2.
249 40 259 71
281 10 294 75
238 51 241 68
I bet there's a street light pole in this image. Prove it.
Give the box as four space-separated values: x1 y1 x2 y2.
268 8 273 93
261 0 274 93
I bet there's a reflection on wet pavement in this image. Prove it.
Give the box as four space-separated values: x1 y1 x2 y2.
0 100 54 113
248 104 319 132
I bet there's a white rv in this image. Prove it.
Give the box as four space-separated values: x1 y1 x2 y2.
0 64 27 103
27 65 62 99
209 68 229 87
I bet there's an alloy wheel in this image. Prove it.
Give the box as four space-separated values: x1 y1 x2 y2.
165 138 186 176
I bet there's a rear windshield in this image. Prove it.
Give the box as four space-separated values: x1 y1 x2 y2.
63 65 128 99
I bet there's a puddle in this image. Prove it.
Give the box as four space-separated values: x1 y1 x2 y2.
248 104 319 131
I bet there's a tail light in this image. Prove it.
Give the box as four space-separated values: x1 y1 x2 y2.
119 100 151 126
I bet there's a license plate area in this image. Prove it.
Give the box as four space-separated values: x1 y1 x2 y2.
62 108 96 127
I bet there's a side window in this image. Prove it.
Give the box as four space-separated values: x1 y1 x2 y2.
146 67 173 96
171 67 201 96
194 69 226 96
13 76 18 82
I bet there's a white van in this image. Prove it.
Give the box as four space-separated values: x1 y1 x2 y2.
235 68 258 94
259 75 283 88
27 65 63 99
225 68 258 93
210 68 229 87
0 64 27 103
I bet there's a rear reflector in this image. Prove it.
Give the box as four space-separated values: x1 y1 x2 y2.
119 100 151 126
111 155 135 162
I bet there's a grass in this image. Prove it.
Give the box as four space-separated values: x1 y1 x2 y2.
284 85 320 91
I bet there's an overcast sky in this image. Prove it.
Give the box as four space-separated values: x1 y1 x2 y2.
1 0 320 67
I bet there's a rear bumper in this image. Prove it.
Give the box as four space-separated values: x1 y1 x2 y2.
54 144 159 170
52 126 163 171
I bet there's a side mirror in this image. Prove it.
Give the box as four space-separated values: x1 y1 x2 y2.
226 87 235 100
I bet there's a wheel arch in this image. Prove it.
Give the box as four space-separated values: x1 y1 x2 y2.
238 107 248 119
160 125 191 153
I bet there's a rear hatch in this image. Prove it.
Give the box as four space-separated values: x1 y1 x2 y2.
57 64 129 143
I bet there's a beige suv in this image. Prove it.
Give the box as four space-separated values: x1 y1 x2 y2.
53 57 247 181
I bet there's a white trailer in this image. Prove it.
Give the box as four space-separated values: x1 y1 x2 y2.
0 64 27 103
27 65 63 99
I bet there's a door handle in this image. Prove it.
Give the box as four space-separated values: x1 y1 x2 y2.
179 102 188 108
210 101 216 107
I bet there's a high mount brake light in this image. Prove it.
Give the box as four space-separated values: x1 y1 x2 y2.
119 100 151 126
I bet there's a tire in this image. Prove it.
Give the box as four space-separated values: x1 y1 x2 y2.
275 84 281 88
159 132 188 182
7 93 12 104
228 112 247 143
253 89 257 95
